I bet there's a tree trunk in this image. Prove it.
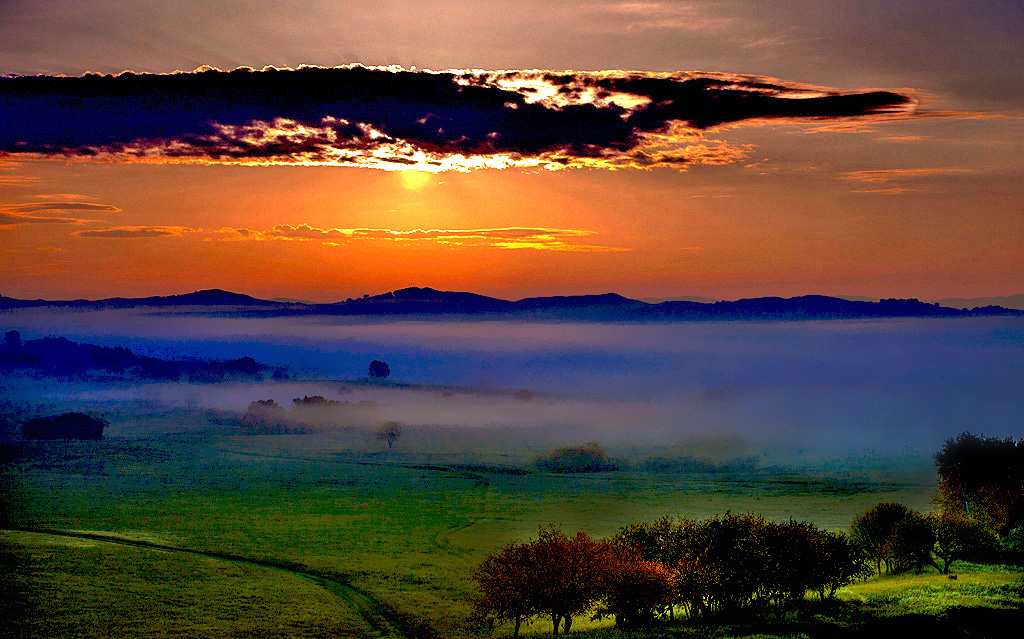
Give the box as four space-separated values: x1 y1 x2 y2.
513 616 521 638
552 613 559 635
563 615 572 633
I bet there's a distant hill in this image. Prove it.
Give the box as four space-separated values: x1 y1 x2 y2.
932 294 1024 311
2 287 1022 321
0 288 295 309
639 295 719 304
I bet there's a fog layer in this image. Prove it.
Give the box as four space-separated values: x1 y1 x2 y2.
3 310 1021 459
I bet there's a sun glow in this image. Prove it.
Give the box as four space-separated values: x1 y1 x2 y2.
400 170 432 191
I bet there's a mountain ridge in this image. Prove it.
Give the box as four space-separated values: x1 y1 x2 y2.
1 287 1022 321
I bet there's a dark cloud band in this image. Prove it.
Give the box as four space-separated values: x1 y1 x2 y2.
0 65 913 170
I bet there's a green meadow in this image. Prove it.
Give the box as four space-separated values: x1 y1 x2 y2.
3 409 997 639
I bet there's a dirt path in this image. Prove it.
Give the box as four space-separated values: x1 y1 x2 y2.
2 525 413 639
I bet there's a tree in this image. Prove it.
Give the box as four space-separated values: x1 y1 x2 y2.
513 389 533 402
595 545 676 628
3 330 21 350
930 514 998 573
850 502 933 575
368 360 390 379
811 531 871 599
472 541 538 637
935 431 1024 535
473 526 607 635
376 421 402 449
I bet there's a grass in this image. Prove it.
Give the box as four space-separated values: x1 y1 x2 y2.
0 424 981 638
840 561 1024 614
0 530 369 639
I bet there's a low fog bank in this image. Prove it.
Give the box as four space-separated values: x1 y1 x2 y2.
0 373 972 472
2 310 1021 468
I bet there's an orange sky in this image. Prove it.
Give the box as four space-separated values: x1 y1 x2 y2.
1 2 1022 302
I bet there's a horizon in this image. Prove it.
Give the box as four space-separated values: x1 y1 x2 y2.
4 284 1024 306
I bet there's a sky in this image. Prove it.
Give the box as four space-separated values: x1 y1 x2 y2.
0 0 1021 302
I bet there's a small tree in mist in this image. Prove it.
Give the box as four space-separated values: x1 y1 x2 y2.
514 389 533 402
368 360 391 380
376 421 402 449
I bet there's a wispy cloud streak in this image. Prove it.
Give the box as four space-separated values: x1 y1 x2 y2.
0 200 118 226
72 223 628 252
0 65 913 171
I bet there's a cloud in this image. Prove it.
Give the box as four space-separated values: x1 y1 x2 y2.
262 224 628 251
74 226 183 238
5 202 120 213
0 65 913 171
597 1 737 32
842 168 976 183
73 222 628 251
0 200 116 226
0 159 40 185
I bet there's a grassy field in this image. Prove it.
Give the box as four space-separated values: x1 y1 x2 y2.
0 416 960 638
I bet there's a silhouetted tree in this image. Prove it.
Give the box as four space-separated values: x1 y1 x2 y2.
292 395 338 407
376 421 402 449
368 360 390 379
3 330 21 350
133 357 180 380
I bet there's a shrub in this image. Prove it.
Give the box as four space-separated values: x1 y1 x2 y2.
535 441 618 473
22 412 106 440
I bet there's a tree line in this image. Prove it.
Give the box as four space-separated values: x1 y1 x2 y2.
473 431 1023 635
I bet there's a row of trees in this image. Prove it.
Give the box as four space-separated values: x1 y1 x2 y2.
473 515 869 635
849 502 998 575
474 456 1015 639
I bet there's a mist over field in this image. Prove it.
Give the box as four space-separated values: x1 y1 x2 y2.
4 309 1022 465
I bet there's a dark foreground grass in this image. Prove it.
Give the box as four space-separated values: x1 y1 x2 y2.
0 530 369 639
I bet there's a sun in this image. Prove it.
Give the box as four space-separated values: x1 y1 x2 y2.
400 170 433 191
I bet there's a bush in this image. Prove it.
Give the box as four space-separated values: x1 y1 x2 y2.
535 441 618 473
22 412 106 440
